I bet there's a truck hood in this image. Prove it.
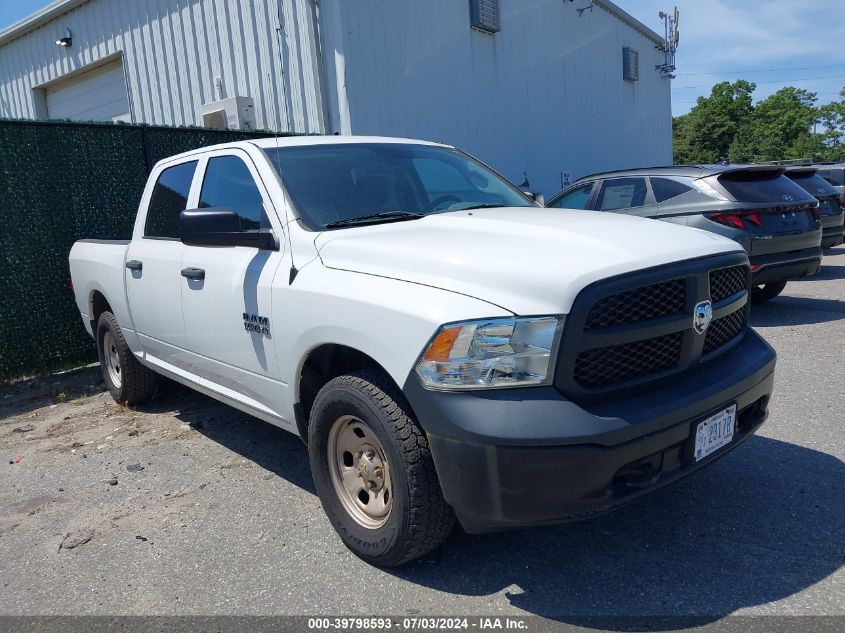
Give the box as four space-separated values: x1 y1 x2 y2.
314 208 744 315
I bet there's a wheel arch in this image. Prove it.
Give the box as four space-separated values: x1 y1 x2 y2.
294 343 405 443
89 289 113 332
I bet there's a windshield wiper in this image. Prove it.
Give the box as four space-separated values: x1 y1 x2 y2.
324 211 424 228
456 203 507 211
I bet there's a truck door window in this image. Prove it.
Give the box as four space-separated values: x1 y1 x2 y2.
199 156 269 230
144 161 198 238
596 178 647 210
549 183 594 209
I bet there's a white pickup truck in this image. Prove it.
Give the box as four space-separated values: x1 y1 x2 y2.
70 136 777 566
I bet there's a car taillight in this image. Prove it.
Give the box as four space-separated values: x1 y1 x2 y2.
706 212 746 229
810 203 820 222
745 211 763 227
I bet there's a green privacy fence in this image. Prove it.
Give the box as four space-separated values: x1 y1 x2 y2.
0 120 282 381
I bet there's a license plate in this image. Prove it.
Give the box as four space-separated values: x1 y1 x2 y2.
693 404 737 462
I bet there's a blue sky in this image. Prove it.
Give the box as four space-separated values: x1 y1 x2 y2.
3 0 844 117
617 0 845 115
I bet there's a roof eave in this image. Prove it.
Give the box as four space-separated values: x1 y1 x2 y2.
593 0 666 48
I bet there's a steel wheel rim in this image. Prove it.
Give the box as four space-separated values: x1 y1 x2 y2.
102 330 122 388
327 415 392 529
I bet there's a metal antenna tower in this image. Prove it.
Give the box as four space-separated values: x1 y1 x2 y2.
656 6 679 78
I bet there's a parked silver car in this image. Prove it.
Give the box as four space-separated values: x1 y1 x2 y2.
548 165 823 303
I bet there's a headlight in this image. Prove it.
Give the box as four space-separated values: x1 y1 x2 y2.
414 316 563 390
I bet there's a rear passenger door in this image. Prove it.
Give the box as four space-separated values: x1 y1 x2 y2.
593 177 657 218
179 150 287 418
125 159 199 364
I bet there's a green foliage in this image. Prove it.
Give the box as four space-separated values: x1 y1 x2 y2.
0 120 279 381
674 82 845 164
674 80 755 164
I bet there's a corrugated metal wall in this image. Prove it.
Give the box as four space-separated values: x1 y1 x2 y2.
0 0 325 133
322 0 672 196
1 0 672 191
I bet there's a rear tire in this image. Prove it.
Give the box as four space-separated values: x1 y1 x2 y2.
308 370 455 567
750 280 787 304
96 311 157 405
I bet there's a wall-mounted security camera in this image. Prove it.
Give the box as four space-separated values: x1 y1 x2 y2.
55 27 72 47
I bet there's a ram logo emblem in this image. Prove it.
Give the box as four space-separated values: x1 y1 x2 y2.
693 300 713 335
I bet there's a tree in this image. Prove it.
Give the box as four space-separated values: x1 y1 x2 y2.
816 90 845 162
673 82 845 164
728 87 820 162
673 80 756 164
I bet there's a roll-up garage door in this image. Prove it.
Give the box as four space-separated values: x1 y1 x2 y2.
45 59 130 122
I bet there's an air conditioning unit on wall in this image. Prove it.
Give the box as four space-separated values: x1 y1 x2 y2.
201 96 256 130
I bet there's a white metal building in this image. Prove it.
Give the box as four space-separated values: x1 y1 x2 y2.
0 0 673 195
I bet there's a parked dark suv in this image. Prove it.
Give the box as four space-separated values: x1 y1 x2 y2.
813 163 845 206
786 166 844 248
548 165 823 303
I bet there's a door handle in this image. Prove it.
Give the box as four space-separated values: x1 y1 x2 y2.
125 260 143 271
181 267 206 281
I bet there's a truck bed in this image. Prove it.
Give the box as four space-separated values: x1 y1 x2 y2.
69 240 132 338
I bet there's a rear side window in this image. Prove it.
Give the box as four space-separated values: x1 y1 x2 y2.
788 173 838 198
650 177 693 203
716 172 814 204
817 168 844 187
596 178 647 210
199 156 268 230
144 161 198 238
549 183 594 209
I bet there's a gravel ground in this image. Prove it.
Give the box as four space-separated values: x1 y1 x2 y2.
1 247 843 625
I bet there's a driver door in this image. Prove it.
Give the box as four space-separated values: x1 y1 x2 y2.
179 149 288 419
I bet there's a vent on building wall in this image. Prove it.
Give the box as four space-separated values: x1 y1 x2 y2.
202 109 227 129
470 0 501 33
623 47 639 82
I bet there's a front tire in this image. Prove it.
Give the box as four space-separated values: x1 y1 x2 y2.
750 280 787 303
308 370 455 567
96 311 157 405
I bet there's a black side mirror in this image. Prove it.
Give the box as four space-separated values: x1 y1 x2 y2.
179 208 278 250
523 191 545 205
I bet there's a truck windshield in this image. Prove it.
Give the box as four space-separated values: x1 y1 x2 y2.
264 143 533 230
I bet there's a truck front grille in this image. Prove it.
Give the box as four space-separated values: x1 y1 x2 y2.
584 278 685 329
709 265 749 303
556 254 751 400
574 332 683 388
703 307 747 355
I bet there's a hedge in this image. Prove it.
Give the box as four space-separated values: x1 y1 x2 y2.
0 120 283 381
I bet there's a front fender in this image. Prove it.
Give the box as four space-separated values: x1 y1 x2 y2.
272 266 513 406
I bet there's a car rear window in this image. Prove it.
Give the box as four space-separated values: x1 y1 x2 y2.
715 171 814 204
816 168 844 187
787 173 839 198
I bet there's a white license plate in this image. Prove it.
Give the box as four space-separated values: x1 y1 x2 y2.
693 404 737 462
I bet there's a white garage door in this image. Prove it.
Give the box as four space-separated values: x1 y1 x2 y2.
45 59 130 122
